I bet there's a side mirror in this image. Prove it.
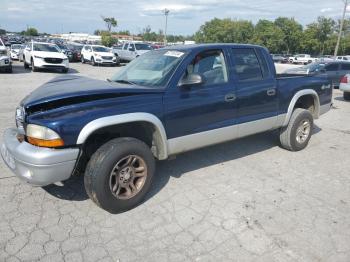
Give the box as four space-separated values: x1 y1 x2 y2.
178 73 204 87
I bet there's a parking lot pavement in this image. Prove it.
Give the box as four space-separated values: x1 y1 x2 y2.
0 61 350 262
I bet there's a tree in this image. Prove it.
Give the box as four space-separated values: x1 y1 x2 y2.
24 27 39 36
194 18 254 43
252 20 284 53
0 28 6 35
101 16 117 32
274 17 303 54
101 31 118 47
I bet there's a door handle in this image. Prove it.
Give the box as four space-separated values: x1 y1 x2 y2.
267 88 276 96
225 93 236 102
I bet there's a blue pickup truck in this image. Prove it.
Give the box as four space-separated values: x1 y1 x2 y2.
1 44 332 213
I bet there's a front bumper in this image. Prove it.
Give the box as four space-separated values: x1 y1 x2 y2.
95 57 117 64
1 128 79 186
34 58 69 69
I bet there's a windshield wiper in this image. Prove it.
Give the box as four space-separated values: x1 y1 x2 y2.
113 79 135 85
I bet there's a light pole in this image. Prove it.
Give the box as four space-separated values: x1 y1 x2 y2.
334 0 348 57
163 8 170 45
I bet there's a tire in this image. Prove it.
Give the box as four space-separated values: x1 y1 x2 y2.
344 92 350 101
91 57 96 66
84 137 155 213
81 55 85 63
280 108 314 151
24 60 29 69
62 68 68 73
31 59 38 72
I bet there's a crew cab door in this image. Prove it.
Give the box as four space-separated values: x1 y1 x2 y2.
163 48 238 153
229 47 278 136
324 62 341 87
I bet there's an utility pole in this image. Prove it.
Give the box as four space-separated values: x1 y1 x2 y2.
163 9 170 45
334 0 348 57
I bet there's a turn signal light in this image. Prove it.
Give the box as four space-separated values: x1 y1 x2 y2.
27 137 64 148
340 76 348 84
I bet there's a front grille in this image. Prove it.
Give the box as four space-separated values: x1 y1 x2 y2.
102 56 113 60
44 58 63 64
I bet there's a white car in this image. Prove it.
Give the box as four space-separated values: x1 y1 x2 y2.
289 54 317 65
114 42 153 62
339 74 350 101
336 56 350 61
0 38 12 73
10 44 23 60
23 42 69 73
81 45 118 66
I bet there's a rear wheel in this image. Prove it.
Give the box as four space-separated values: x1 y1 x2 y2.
280 108 313 151
84 137 155 213
344 92 350 101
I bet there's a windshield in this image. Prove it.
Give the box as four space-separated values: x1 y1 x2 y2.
110 50 186 87
300 62 325 72
92 46 109 52
11 44 22 49
33 44 60 52
135 43 153 51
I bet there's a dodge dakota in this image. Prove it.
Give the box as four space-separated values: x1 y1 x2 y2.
1 44 332 213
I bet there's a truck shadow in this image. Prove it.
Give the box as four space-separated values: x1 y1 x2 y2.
43 125 322 203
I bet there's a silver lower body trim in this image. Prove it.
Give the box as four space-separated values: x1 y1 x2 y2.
1 128 79 186
167 116 281 156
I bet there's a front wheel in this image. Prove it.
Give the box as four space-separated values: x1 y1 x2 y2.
280 108 314 151
344 92 350 101
84 137 155 213
81 55 85 63
31 59 38 72
91 57 97 66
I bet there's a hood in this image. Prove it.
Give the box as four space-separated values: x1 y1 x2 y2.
21 75 163 113
32 51 66 59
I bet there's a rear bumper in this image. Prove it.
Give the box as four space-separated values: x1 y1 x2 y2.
1 128 79 186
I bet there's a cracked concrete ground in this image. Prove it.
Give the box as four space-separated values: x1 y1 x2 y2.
0 62 349 262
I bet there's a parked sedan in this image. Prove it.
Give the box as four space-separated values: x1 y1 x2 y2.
271 54 287 63
284 62 325 75
66 43 83 62
10 44 24 60
284 61 350 88
339 74 350 101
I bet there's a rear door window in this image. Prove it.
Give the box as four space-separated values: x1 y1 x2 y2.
231 48 263 81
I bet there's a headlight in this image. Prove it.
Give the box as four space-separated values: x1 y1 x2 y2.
26 124 64 148
34 55 44 59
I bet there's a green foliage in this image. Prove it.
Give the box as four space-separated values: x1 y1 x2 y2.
100 31 118 47
102 16 117 32
194 16 350 55
25 27 38 36
0 28 6 35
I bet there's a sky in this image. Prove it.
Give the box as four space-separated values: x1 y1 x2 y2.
0 0 346 35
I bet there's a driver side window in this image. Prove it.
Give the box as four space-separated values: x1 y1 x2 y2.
182 49 228 86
